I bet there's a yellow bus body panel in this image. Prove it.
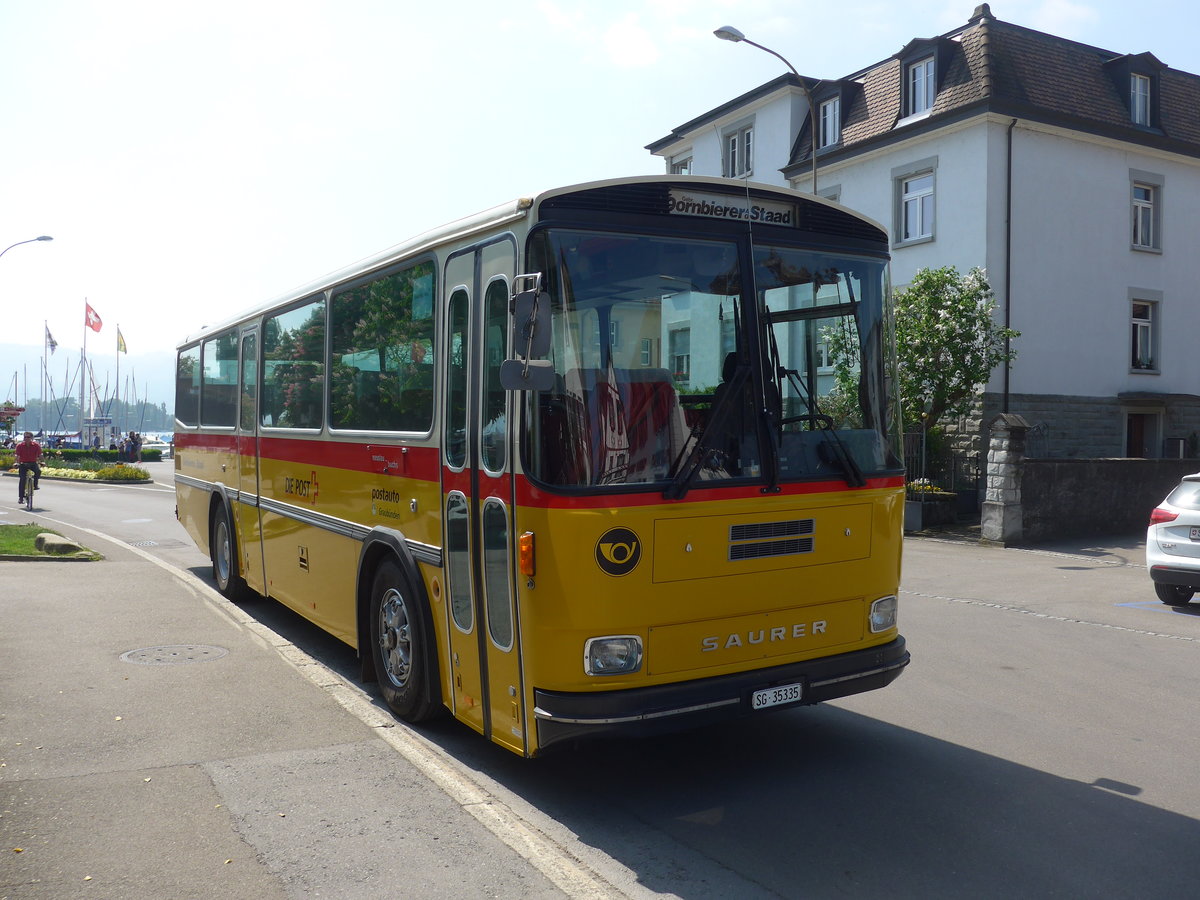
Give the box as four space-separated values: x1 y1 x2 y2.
514 484 904 706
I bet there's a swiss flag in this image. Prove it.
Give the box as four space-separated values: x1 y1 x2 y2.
85 302 103 333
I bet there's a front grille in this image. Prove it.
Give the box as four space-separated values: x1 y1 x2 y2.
728 518 816 561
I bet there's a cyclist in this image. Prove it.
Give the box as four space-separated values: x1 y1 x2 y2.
14 431 42 503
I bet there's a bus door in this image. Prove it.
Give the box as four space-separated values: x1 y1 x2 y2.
441 238 524 753
236 328 266 595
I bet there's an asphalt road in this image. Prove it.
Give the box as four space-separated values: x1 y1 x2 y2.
4 466 1199 898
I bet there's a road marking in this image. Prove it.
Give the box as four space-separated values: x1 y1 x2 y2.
904 589 1200 643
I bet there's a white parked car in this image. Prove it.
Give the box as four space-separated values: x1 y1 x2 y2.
1146 474 1200 605
140 438 172 459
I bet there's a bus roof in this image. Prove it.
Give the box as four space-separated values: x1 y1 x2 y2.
177 175 887 347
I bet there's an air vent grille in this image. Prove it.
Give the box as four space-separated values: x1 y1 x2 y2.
728 518 816 561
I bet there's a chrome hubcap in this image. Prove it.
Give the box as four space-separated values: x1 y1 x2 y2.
378 588 412 688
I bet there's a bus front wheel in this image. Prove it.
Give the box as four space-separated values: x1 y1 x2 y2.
370 558 440 722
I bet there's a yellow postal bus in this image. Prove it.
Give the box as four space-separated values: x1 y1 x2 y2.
174 175 909 756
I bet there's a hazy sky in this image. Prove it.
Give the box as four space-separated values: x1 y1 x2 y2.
3 0 1197 375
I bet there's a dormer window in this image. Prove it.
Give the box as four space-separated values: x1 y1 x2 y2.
819 97 841 148
907 56 936 116
1131 73 1151 125
1103 52 1163 129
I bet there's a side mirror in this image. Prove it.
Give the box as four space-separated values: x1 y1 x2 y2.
500 358 556 391
502 275 554 391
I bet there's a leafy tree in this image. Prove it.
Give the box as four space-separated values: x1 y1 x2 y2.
893 266 1018 432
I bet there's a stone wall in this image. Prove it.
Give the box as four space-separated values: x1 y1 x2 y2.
1019 458 1200 543
942 391 1200 460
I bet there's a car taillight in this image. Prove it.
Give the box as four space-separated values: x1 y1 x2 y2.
1149 507 1179 525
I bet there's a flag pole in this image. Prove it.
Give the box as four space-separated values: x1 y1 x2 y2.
81 299 87 445
115 323 120 440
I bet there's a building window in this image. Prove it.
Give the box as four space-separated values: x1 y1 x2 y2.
906 57 935 116
1131 300 1157 371
1131 73 1151 126
669 328 691 384
641 338 653 367
724 125 753 178
819 97 840 148
901 172 934 242
670 154 692 175
1129 169 1164 252
1132 184 1155 248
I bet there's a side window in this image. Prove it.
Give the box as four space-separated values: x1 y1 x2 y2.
239 333 257 433
481 280 508 473
261 296 326 429
200 331 239 427
175 345 201 425
329 260 436 432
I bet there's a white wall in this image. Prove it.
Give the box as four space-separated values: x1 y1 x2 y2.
1007 126 1200 398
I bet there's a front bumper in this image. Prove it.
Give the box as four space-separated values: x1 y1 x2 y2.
533 636 909 752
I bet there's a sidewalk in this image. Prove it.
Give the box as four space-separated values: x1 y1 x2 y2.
0 520 574 899
907 518 1147 568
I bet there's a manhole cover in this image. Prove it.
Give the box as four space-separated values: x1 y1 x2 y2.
119 645 229 665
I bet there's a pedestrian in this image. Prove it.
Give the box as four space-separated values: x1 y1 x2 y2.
14 431 42 502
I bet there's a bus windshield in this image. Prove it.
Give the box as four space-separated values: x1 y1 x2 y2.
524 227 899 490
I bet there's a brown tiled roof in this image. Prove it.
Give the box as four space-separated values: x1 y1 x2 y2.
787 5 1200 172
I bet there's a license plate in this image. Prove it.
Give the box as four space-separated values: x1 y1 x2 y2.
1190 526 1200 541
752 681 803 710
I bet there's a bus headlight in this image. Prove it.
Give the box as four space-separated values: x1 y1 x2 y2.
584 635 642 675
869 595 898 633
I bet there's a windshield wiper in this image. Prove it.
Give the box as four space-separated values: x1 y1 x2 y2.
664 365 750 501
775 366 867 488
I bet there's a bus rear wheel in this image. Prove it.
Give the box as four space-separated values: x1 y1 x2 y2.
370 559 440 722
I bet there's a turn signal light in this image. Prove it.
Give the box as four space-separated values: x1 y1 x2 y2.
1149 508 1179 526
518 531 535 576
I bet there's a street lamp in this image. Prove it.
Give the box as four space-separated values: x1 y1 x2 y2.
714 26 819 194
0 235 53 260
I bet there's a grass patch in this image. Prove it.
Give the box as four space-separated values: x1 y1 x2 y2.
0 524 99 559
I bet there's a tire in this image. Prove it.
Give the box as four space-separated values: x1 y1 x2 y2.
370 558 441 722
211 504 249 601
1154 582 1194 606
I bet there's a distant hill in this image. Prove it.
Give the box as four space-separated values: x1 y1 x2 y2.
0 343 176 409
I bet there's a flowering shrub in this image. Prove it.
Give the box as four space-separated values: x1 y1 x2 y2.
9 464 150 482
906 478 956 500
95 464 151 482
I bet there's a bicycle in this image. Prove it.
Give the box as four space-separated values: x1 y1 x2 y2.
17 462 38 511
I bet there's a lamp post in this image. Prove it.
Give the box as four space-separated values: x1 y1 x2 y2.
0 235 53 260
714 26 818 194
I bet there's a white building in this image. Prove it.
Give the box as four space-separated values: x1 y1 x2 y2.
648 3 1200 459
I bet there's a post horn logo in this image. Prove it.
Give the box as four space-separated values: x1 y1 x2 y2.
596 527 641 576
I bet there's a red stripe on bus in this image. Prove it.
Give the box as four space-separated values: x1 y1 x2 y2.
174 433 901 508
